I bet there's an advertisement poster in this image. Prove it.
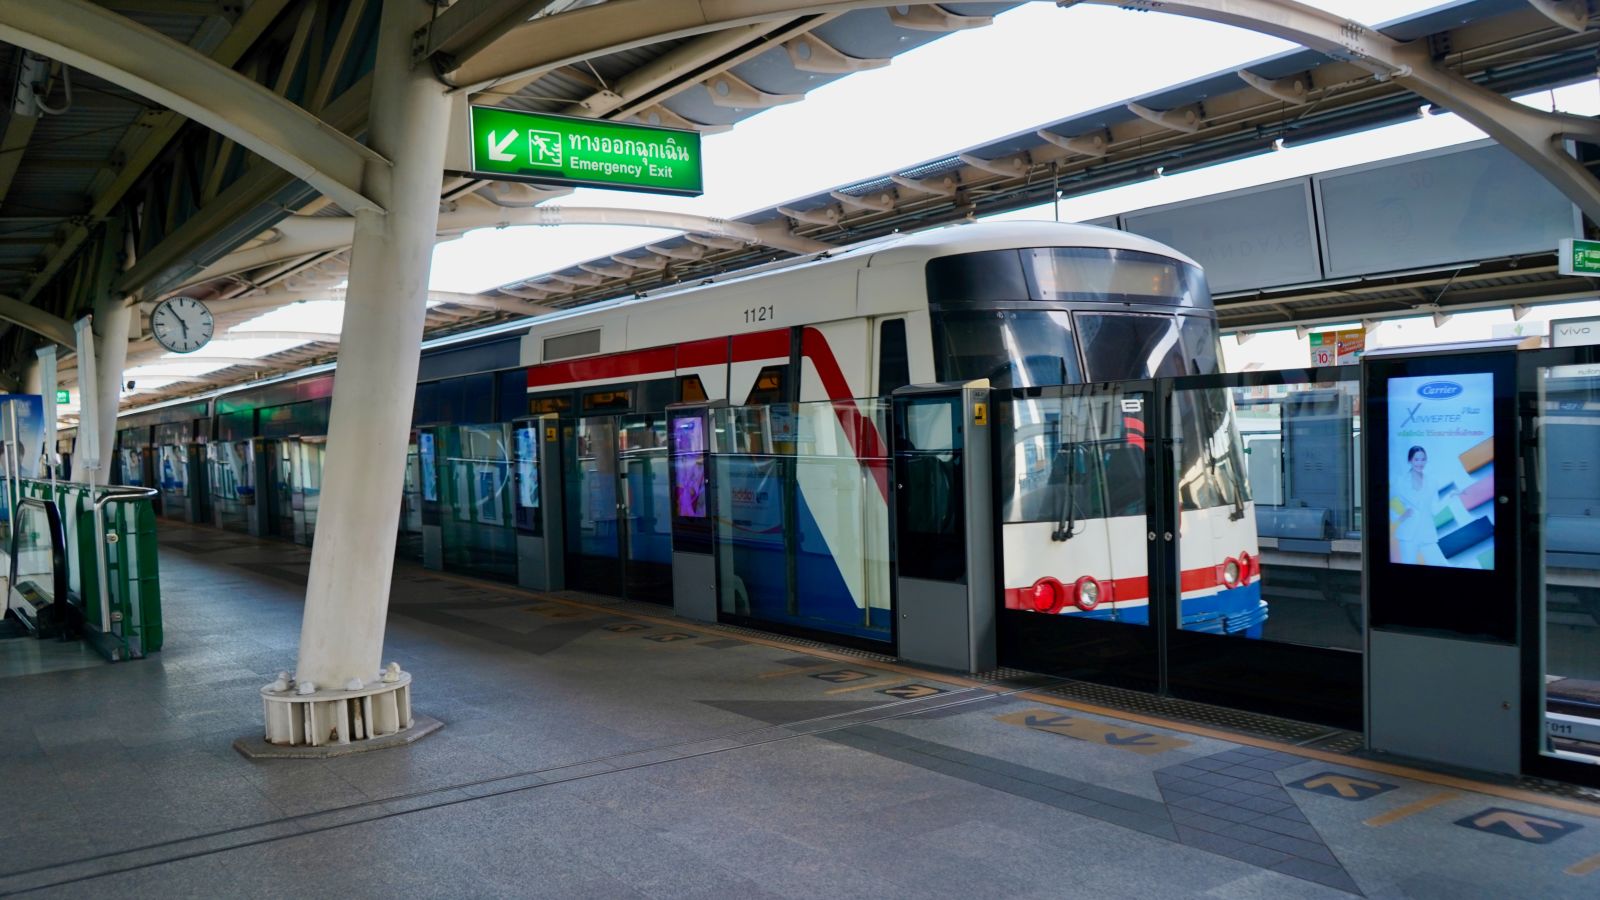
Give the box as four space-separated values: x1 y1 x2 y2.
1309 329 1366 367
1386 373 1495 568
474 462 504 526
672 416 707 518
419 433 438 502
0 394 45 479
515 425 538 510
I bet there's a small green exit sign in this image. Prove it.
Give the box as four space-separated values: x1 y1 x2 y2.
466 106 703 197
1559 238 1600 276
55 389 69 404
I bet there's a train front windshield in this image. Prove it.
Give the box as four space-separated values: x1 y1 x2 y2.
927 246 1221 386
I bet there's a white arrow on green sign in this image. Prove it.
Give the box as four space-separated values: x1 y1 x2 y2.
466 106 703 197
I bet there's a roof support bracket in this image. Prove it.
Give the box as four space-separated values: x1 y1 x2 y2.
959 152 1031 177
888 4 993 32
646 243 706 262
685 233 745 251
1237 68 1310 105
1527 0 1590 33
1035 129 1110 157
890 174 959 196
778 204 842 227
1127 101 1204 134
829 189 897 212
704 71 803 109
784 34 889 74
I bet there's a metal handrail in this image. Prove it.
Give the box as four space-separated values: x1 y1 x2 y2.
91 485 158 642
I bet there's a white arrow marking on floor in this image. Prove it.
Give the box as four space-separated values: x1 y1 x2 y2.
487 130 517 162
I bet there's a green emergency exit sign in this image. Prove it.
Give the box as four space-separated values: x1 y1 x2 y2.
467 106 703 197
1559 238 1600 276
55 389 68 404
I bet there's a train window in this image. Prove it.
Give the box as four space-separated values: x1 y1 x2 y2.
932 310 1082 388
877 319 910 396
529 395 573 415
1075 313 1187 381
998 394 1138 524
582 389 633 412
680 375 708 403
1179 316 1222 376
543 329 601 361
744 365 788 405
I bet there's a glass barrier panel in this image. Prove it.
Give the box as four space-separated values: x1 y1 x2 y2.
620 414 671 573
1173 380 1361 650
296 439 326 545
711 400 893 641
1536 362 1600 767
996 387 1148 625
441 424 516 581
794 400 892 639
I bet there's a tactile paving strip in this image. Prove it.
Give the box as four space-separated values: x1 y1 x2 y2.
1031 678 1348 746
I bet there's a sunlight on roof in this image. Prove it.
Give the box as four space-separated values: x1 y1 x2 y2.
231 299 347 335
429 0 1453 293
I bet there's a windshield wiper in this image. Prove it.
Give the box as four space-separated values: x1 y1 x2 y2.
1052 442 1079 542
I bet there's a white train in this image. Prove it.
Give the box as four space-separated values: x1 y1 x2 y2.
517 221 1264 640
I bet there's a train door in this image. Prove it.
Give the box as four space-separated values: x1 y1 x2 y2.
295 437 325 546
564 416 625 597
994 383 1163 691
619 412 672 603
264 439 294 541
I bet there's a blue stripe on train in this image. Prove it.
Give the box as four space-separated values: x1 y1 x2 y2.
724 481 891 641
1064 582 1267 638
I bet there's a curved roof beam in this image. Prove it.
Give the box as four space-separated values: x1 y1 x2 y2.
184 201 829 288
0 0 389 215
1073 0 1600 223
0 292 74 347
447 0 1600 225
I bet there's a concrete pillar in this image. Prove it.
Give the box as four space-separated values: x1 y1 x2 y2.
72 292 130 485
290 0 451 695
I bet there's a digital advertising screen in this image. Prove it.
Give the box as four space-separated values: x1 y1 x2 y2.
419 432 438 502
671 415 707 519
1386 372 1495 570
515 425 539 510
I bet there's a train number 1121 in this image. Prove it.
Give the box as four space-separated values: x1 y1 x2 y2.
743 305 775 323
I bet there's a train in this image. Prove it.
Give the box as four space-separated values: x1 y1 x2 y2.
103 220 1264 645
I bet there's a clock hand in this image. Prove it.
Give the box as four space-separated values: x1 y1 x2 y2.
178 315 190 338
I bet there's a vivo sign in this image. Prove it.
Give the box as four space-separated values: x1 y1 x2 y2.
1417 381 1464 400
1551 316 1600 349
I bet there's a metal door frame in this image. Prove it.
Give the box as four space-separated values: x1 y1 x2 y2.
991 379 1165 691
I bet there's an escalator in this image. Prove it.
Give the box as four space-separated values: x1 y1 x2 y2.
4 496 70 640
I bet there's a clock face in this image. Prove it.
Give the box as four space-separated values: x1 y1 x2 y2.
151 296 213 354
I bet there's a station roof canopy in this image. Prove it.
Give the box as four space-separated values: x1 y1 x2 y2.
0 1 1593 405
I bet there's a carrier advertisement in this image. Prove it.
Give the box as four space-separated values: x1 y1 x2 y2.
1386 372 1495 569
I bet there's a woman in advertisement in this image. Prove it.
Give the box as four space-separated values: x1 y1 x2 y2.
1391 445 1458 566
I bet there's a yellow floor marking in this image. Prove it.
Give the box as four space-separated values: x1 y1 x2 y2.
407 564 1600 819
824 678 905 696
757 663 839 680
1364 791 1459 827
1566 852 1600 876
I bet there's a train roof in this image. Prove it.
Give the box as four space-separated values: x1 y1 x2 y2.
520 220 1203 332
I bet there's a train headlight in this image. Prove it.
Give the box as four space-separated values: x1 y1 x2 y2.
1074 576 1101 611
1030 578 1063 613
1222 558 1241 588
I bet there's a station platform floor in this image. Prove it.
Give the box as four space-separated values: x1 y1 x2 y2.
3 523 1600 899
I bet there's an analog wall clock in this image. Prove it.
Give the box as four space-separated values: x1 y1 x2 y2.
150 296 214 354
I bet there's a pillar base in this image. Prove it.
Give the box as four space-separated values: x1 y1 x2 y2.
248 664 433 755
234 714 441 759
